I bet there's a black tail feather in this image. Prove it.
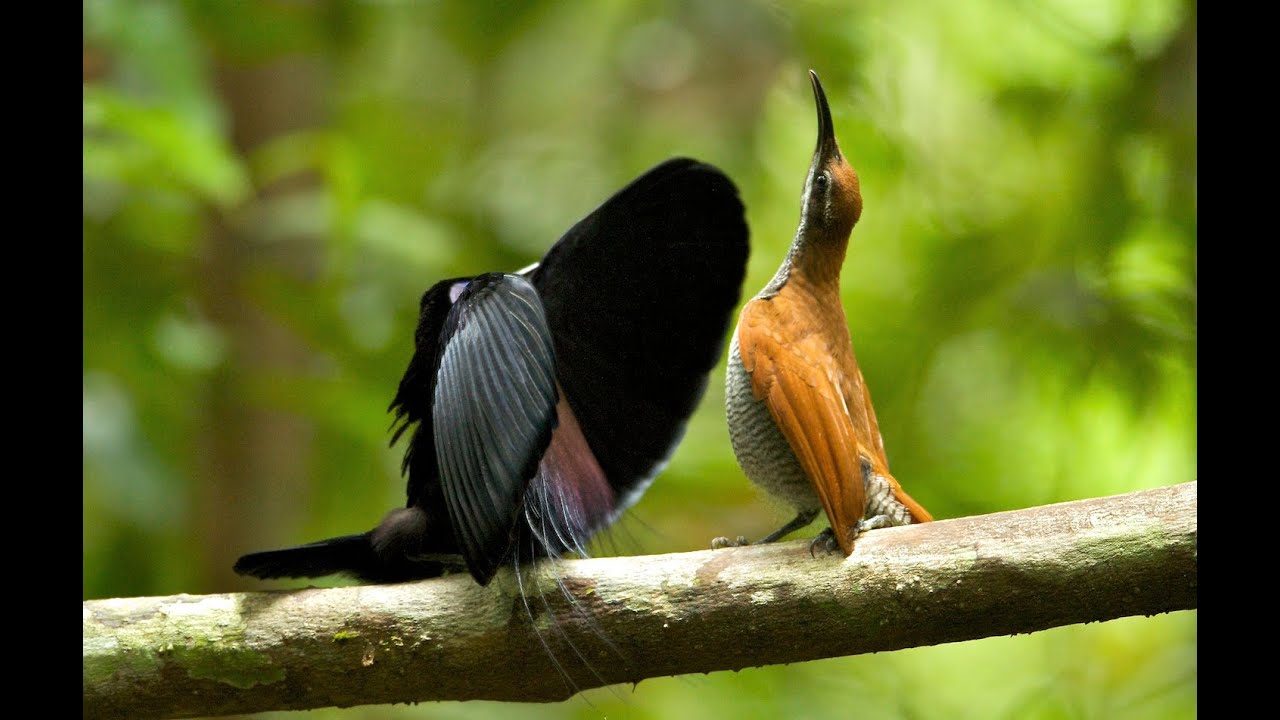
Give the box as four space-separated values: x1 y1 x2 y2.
233 534 381 581
233 533 455 584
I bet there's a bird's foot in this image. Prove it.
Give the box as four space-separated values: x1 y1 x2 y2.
808 528 840 557
802 515 899 559
856 514 895 533
711 535 751 549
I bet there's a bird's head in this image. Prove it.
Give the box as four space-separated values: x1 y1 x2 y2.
800 70 862 241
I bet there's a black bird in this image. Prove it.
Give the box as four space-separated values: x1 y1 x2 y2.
234 157 750 586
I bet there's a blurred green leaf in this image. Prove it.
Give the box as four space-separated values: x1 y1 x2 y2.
84 87 249 208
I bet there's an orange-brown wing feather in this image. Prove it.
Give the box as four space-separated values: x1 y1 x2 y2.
737 299 870 555
847 366 888 468
845 362 932 523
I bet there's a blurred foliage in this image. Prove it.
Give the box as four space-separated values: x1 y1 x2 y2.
84 0 1195 718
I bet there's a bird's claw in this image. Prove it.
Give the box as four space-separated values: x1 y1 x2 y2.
804 516 896 557
711 535 751 549
808 528 840 557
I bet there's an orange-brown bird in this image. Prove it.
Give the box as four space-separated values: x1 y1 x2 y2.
716 70 932 556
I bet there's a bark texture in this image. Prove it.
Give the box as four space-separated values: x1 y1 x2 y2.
83 481 1198 719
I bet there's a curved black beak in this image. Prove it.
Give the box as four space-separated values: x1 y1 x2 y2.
809 70 840 162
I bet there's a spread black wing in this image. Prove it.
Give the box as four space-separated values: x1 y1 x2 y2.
532 158 749 502
430 273 559 584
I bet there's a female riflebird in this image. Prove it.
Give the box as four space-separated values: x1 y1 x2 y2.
717 71 931 556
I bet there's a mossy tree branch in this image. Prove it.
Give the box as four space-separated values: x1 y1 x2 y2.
83 481 1197 720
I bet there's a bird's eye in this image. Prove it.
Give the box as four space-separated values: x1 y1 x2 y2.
815 173 829 191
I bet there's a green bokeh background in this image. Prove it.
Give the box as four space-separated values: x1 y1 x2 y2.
83 1 1196 718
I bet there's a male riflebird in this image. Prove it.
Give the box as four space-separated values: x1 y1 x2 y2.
718 71 931 555
235 157 749 586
